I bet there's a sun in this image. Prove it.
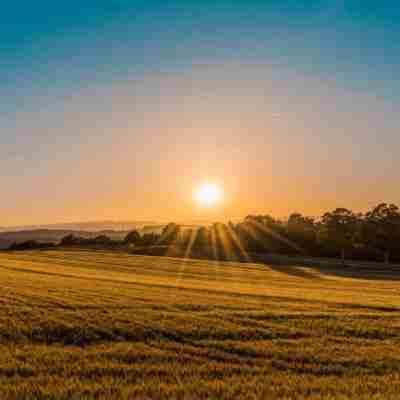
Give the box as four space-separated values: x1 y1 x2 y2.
195 183 222 207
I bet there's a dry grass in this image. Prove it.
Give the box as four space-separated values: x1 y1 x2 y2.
0 249 400 399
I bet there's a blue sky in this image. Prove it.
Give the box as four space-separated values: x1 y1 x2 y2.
1 1 399 225
1 1 398 97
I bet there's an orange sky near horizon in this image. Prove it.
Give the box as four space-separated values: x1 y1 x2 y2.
1 61 399 227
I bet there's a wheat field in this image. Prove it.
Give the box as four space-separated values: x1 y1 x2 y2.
0 249 400 399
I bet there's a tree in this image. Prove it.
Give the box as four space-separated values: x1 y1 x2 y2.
159 223 180 245
244 215 297 254
8 240 54 251
287 213 317 253
320 208 358 263
123 230 141 245
363 203 400 264
60 234 79 246
245 214 276 227
141 233 159 246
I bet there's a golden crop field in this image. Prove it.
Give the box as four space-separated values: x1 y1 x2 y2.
1 249 400 399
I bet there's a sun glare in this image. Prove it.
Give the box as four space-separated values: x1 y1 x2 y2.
195 183 222 207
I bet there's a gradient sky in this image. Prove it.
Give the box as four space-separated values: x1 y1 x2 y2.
1 1 399 226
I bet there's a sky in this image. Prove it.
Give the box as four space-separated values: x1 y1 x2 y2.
1 1 399 227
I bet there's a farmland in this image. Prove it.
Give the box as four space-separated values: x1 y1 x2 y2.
0 249 400 399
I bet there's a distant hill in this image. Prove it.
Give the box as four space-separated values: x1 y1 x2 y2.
0 220 159 233
0 229 132 249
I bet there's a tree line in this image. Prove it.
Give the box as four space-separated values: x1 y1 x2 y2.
139 203 399 264
7 203 400 264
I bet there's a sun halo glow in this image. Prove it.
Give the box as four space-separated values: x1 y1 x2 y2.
195 183 222 207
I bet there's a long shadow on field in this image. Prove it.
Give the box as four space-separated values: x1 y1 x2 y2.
264 263 320 280
132 247 400 282
253 253 400 282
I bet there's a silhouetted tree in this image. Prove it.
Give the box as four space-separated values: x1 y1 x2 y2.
363 203 400 264
8 240 55 251
159 223 180 245
320 208 358 263
287 213 317 254
243 215 297 254
60 234 79 246
193 226 210 252
141 233 159 246
123 230 141 245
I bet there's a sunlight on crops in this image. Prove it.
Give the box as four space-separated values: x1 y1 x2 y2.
0 250 399 399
